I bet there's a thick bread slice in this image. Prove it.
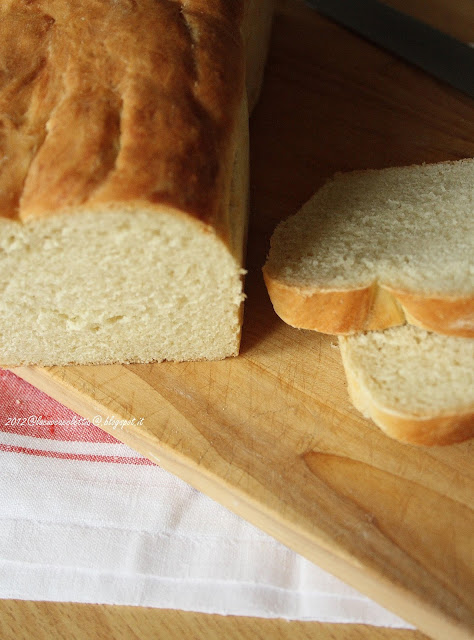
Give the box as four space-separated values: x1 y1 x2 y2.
263 159 474 337
0 0 273 366
339 325 474 446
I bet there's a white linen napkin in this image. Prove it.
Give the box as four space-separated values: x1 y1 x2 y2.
0 368 411 627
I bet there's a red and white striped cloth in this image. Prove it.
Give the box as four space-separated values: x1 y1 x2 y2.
0 367 411 626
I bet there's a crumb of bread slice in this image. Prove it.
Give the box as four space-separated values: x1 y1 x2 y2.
0 205 247 366
263 158 474 337
339 325 474 445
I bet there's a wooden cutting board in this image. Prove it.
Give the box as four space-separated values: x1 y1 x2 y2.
11 1 474 639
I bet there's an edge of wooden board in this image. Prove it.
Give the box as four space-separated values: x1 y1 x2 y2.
10 364 473 640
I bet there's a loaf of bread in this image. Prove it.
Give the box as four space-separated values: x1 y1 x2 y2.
0 0 273 366
263 159 474 337
339 326 474 446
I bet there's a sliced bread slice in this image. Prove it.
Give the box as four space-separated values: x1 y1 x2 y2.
263 159 474 337
339 325 474 445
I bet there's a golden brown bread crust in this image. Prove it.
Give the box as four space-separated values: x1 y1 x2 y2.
368 406 474 446
0 0 246 243
385 287 474 338
262 271 474 338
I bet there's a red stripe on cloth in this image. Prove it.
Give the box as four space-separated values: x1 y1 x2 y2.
0 443 155 465
0 369 121 443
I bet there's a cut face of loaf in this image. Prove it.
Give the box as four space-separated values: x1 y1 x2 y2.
339 325 474 446
0 205 246 365
0 0 274 366
263 159 474 337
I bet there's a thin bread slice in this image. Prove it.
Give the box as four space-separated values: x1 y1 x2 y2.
263 159 474 337
339 325 474 446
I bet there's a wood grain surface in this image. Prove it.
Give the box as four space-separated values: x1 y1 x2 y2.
7 1 474 639
0 601 430 640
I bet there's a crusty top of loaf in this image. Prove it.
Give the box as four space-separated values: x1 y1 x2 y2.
0 0 245 235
